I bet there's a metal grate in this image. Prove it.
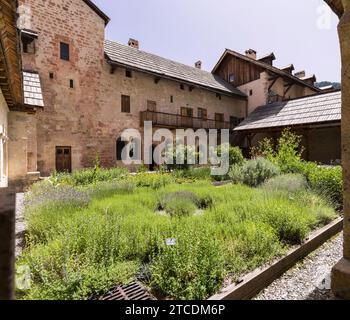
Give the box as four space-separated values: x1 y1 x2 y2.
92 282 156 301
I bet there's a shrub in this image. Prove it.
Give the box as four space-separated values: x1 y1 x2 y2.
228 164 244 184
133 173 174 189
24 182 90 211
223 221 284 274
256 200 315 244
171 167 211 182
50 167 129 186
262 174 308 193
164 198 197 217
86 180 136 199
241 157 280 187
216 144 244 166
150 227 225 300
307 166 343 210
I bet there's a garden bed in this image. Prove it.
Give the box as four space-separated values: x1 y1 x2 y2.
17 173 341 300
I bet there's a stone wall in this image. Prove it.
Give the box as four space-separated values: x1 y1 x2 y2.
18 0 247 175
0 89 9 187
239 71 318 114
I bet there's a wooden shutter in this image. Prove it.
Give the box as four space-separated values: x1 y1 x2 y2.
121 95 131 113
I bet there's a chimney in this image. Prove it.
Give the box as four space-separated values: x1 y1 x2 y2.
245 49 257 60
195 60 202 69
128 38 139 49
294 70 306 79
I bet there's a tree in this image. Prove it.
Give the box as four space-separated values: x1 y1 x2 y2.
325 0 350 299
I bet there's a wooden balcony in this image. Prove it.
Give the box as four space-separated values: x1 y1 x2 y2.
140 111 235 130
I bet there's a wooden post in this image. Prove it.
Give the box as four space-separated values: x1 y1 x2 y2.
0 189 16 300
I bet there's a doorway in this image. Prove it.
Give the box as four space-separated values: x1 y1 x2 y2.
56 146 72 173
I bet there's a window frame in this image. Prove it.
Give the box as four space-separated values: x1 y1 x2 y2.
60 42 70 61
121 95 131 113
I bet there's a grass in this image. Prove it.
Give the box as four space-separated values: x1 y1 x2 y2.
18 178 339 301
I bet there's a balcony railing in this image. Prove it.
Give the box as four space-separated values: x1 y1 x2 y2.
140 111 235 130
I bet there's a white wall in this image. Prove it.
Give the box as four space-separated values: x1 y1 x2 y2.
0 88 9 187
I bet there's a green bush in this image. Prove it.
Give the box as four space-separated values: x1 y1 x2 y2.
216 144 244 166
164 198 197 217
171 167 211 182
150 227 225 300
50 167 129 186
262 174 308 193
133 173 174 189
228 164 244 184
307 166 343 209
86 180 136 199
223 221 284 274
241 157 280 187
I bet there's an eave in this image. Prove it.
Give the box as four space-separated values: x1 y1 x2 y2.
106 58 248 100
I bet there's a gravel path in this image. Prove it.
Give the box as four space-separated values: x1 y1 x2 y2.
254 233 343 300
15 193 26 257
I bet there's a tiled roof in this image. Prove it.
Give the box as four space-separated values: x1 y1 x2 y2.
104 40 246 98
235 91 341 131
23 71 44 107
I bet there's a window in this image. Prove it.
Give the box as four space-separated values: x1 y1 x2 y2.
249 89 253 96
228 74 235 84
116 137 138 161
49 72 54 79
216 93 222 100
116 138 127 161
21 30 37 54
181 107 193 117
70 79 74 88
60 42 70 61
170 95 174 103
198 108 207 119
180 84 185 90
22 37 35 54
215 113 224 123
121 95 131 113
125 69 132 78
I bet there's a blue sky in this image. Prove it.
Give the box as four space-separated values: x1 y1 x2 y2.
93 0 341 82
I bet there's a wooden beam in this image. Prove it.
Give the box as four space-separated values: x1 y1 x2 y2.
268 77 278 91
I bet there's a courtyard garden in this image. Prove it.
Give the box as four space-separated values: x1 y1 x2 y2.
17 130 343 300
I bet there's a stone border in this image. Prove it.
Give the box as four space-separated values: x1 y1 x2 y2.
208 217 344 300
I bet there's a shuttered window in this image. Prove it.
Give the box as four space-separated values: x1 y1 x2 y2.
121 95 131 113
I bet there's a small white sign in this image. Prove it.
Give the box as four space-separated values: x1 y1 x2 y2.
166 238 177 246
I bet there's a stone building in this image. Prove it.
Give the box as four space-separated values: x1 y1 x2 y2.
10 0 339 181
16 0 248 175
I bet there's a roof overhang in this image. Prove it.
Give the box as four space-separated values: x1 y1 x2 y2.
235 120 341 133
324 0 344 18
0 0 24 109
106 57 247 100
